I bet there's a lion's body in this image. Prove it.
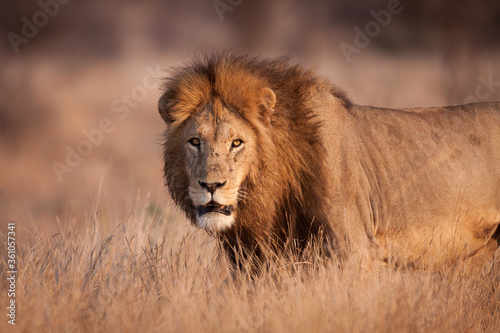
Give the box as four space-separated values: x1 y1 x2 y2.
159 53 500 270
314 93 500 267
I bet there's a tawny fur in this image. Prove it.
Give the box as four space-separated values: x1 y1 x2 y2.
159 52 500 270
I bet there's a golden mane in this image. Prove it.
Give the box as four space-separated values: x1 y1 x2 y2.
160 53 350 258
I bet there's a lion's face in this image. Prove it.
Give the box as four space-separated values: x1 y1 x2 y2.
182 104 257 232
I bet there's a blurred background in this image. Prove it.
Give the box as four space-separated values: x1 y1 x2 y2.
1 0 500 237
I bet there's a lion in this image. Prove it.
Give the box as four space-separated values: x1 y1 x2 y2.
158 53 500 271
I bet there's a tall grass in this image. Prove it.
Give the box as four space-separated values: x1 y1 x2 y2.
1 198 499 333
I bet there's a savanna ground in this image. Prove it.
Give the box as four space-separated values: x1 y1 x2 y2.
1 1 500 332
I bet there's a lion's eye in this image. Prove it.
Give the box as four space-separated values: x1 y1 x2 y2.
232 139 243 148
188 138 200 147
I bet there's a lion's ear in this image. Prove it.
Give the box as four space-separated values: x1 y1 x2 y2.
158 92 172 124
259 87 276 126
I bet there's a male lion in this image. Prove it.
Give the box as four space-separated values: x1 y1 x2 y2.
158 53 500 271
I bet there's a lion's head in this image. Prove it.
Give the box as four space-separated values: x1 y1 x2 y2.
159 53 342 252
172 92 275 232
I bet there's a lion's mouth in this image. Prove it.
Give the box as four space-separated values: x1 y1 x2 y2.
196 201 233 216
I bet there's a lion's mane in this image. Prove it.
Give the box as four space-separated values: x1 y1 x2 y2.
160 53 350 258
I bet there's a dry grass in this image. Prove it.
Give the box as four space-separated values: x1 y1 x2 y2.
1 195 499 332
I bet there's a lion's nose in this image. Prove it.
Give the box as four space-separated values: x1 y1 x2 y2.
198 181 226 194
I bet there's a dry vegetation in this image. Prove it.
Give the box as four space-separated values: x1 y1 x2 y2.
1 195 500 332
